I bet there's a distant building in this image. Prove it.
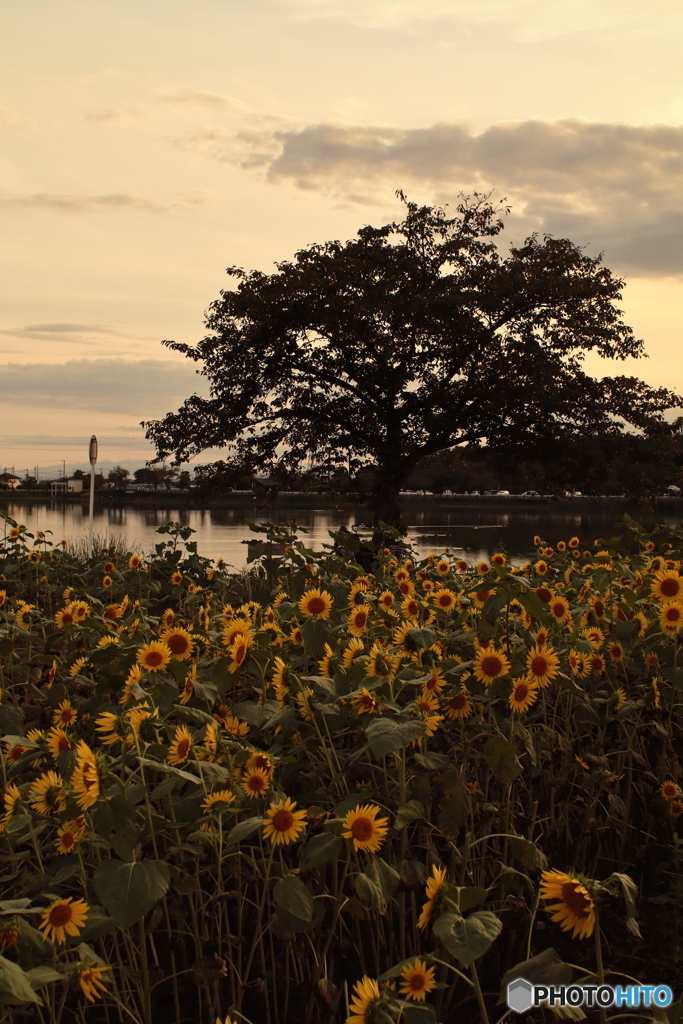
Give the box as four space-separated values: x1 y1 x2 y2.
0 472 20 490
50 478 84 496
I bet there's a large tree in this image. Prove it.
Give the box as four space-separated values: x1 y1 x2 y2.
144 194 680 527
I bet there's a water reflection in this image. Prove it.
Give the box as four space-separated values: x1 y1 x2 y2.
1 499 679 568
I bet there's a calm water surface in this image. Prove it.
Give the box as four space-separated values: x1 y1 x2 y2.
3 499 679 568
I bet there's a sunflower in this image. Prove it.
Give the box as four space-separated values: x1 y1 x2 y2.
128 554 142 569
417 865 448 930
263 797 307 846
588 595 607 620
399 959 437 1002
568 650 588 678
549 595 572 625
660 601 683 633
534 627 549 647
241 767 270 798
539 869 596 940
422 668 446 695
39 897 89 944
222 620 253 650
95 711 130 746
432 588 456 612
342 804 389 854
661 779 681 801
168 725 192 765
346 977 381 1024
444 687 473 720
588 653 605 676
201 789 235 814
351 688 378 715
77 964 111 1003
568 536 580 548
557 541 567 552
55 819 86 855
613 688 627 709
96 635 120 648
670 800 683 817
342 637 366 669
136 641 171 672
436 558 451 574
651 570 683 602
54 607 76 628
534 560 549 576
289 625 304 645
347 606 370 637
170 572 183 586
297 588 333 619
348 581 370 606
607 640 624 662
378 590 397 613
471 588 492 609
509 678 540 713
160 627 195 661
526 645 560 687
161 608 175 628
456 559 469 572
473 647 510 687
29 771 67 815
102 575 113 589
0 784 22 832
401 596 421 620
491 552 507 568
535 585 553 604
68 657 89 679
366 643 395 678
120 664 144 705
72 741 101 810
53 700 77 727
228 634 252 674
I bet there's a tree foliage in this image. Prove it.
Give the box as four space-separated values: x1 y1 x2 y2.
144 193 680 525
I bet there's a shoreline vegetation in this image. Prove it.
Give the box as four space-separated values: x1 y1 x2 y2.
0 511 682 1023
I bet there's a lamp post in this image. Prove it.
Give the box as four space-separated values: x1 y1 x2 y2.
88 435 98 558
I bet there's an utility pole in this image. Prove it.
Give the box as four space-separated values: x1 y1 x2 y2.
88 436 98 558
62 459 66 481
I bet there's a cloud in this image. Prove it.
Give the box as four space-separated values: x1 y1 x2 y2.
0 323 147 346
83 108 140 122
191 116 683 275
0 358 209 415
277 0 659 40
158 88 247 112
5 192 207 214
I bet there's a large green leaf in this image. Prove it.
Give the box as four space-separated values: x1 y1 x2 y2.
483 736 522 784
395 800 424 830
301 618 331 658
300 832 343 870
355 872 386 911
364 716 425 758
432 910 502 965
93 859 170 929
0 955 42 1006
499 947 572 1003
273 876 314 923
225 816 264 846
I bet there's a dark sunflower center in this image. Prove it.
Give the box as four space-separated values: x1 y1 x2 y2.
249 776 266 792
561 882 591 917
450 695 466 709
49 904 73 927
146 651 163 667
354 611 367 626
168 635 190 654
176 739 190 758
307 597 326 614
530 656 548 676
515 683 530 701
351 818 374 841
481 656 503 677
537 588 552 603
552 603 565 617
272 810 294 832
410 974 426 991
661 578 680 596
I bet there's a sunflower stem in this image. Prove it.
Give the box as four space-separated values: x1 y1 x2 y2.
470 960 490 1024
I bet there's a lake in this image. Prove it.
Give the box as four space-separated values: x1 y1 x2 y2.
2 497 679 568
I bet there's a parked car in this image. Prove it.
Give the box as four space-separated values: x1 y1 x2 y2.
496 490 510 496
520 490 540 497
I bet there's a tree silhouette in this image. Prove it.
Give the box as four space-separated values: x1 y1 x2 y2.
144 193 680 527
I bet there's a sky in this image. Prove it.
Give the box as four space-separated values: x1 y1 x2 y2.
1 0 682 477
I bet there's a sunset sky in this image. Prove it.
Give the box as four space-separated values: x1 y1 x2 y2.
1 0 682 476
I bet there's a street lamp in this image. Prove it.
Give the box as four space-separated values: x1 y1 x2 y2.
88 435 98 558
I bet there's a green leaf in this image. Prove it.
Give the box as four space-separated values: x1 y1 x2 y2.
364 717 425 758
231 700 279 729
93 796 137 862
0 899 32 913
273 876 314 923
510 836 548 871
355 872 387 912
300 832 343 869
413 751 451 770
401 1003 437 1024
226 816 264 846
0 706 24 735
438 775 471 837
483 736 522 784
457 886 488 912
301 617 331 659
432 910 503 966
0 955 43 1006
499 947 573 1003
395 800 425 829
26 966 63 989
93 859 170 929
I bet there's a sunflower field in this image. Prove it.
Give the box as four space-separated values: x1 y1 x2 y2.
0 511 682 1024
